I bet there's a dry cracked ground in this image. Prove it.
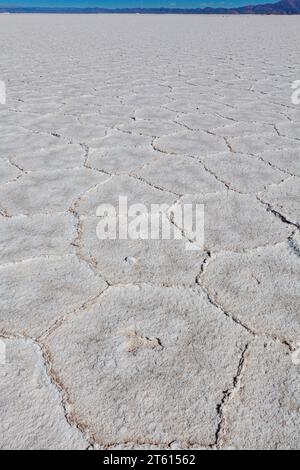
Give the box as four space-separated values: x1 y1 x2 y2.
0 14 299 450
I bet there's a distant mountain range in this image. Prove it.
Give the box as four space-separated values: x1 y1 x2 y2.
1 0 300 15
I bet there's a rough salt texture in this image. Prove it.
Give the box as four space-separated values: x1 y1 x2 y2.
0 213 76 263
0 339 87 450
201 152 286 194
0 158 21 184
87 146 160 175
7 132 86 172
219 339 300 450
76 174 176 216
177 191 292 252
0 168 110 216
258 177 300 227
134 154 224 195
0 14 299 450
0 255 107 337
259 147 300 177
154 130 227 156
44 286 249 447
200 243 300 345
79 216 205 286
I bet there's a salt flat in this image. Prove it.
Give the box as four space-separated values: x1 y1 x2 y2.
0 14 299 450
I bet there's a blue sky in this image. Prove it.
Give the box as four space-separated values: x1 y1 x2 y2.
0 0 278 8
